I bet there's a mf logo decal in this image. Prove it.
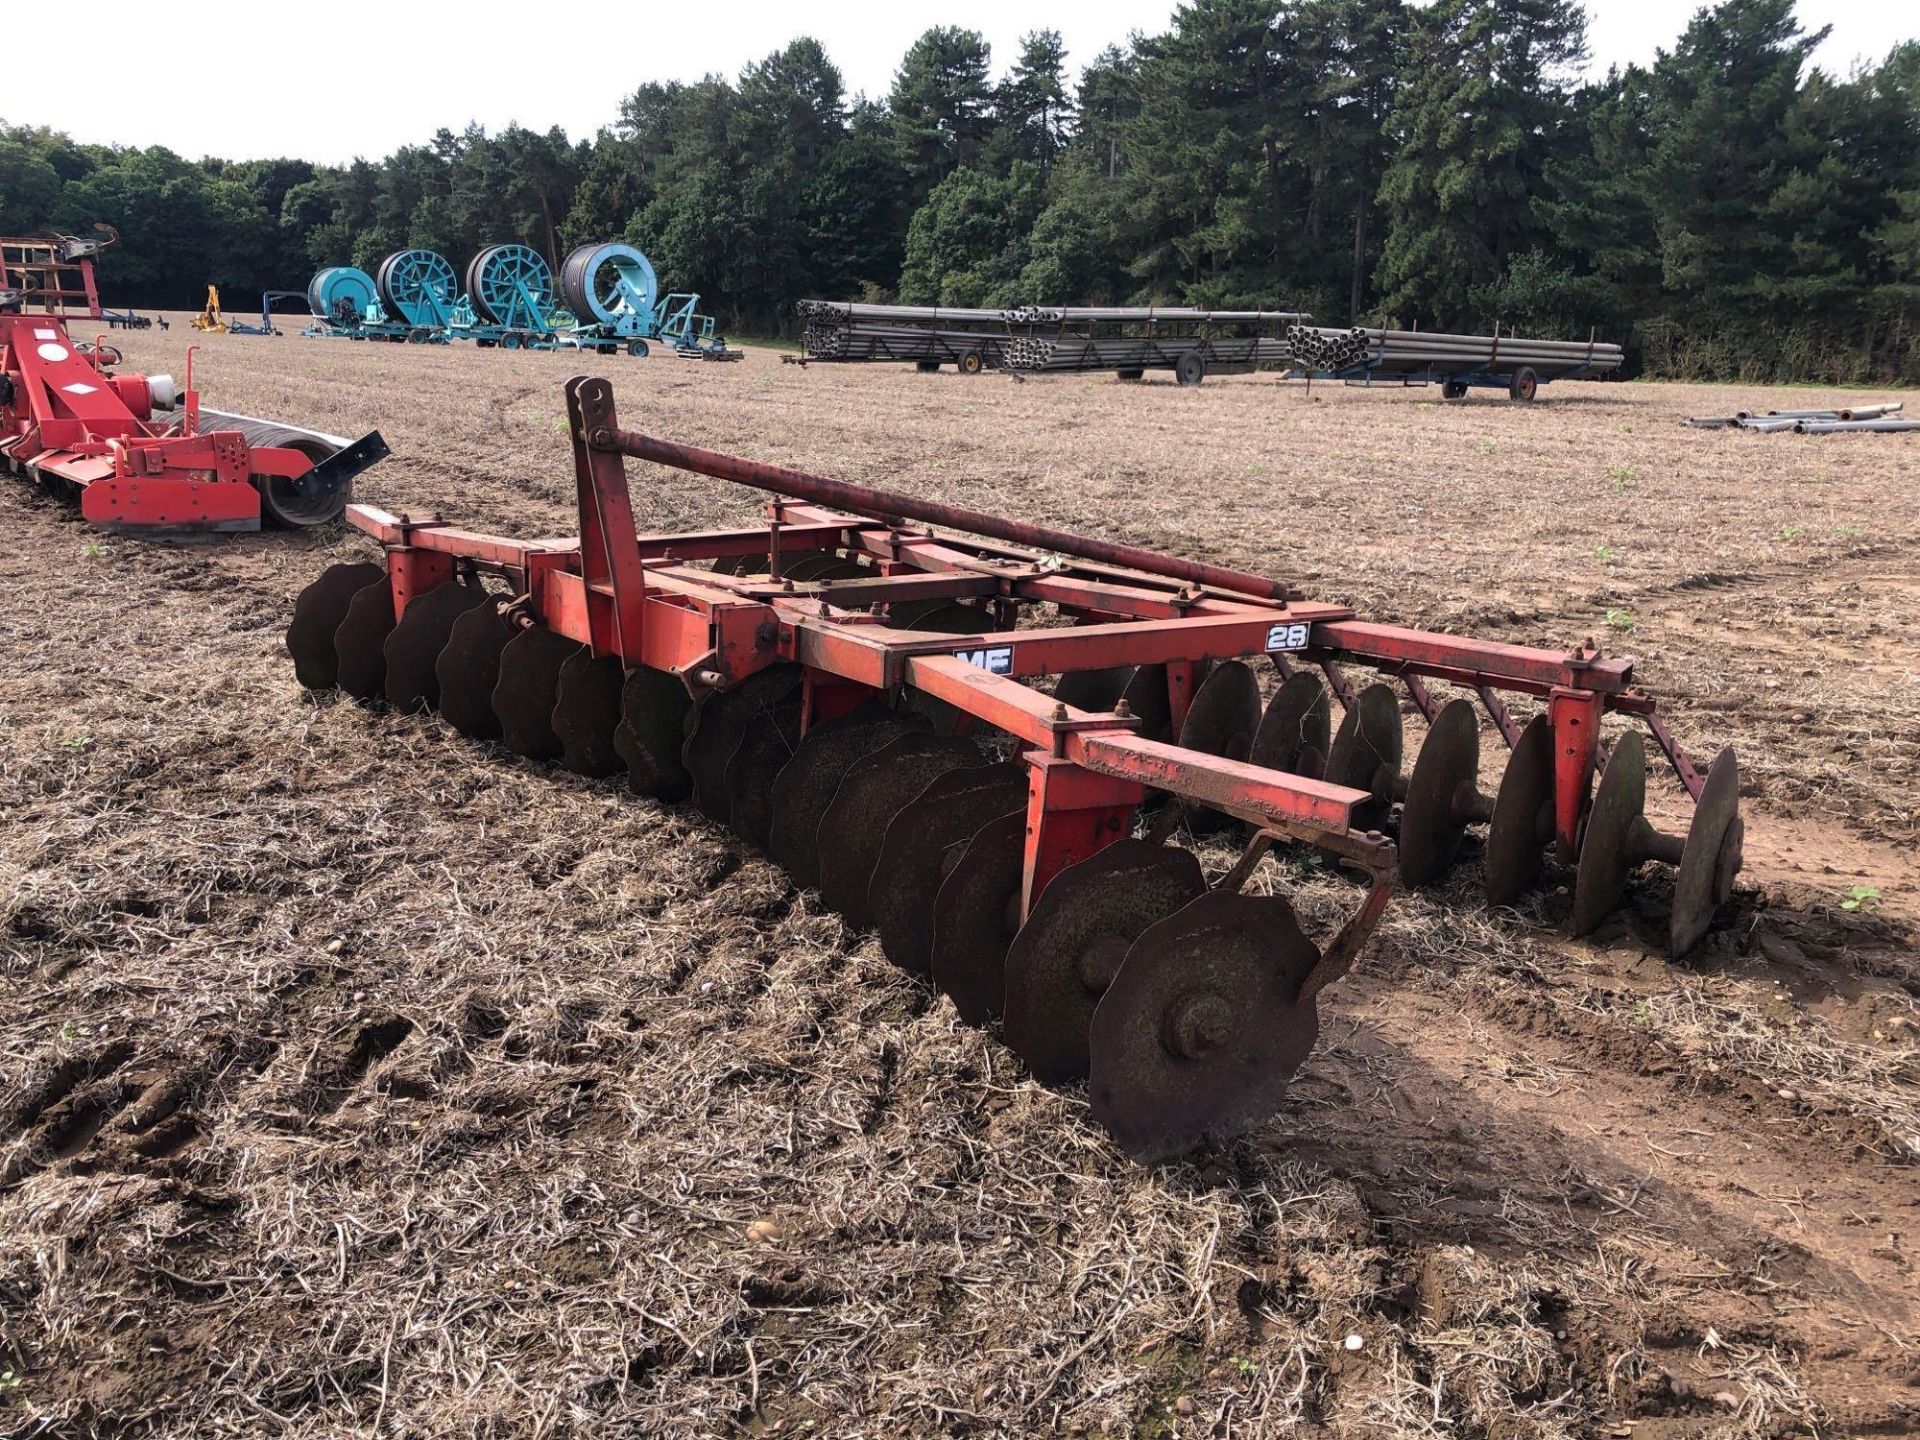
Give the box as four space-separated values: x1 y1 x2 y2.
1265 622 1311 652
955 645 1014 675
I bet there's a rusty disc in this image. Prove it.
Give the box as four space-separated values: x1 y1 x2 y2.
1176 660 1261 833
552 650 626 778
1326 683 1403 830
1571 730 1647 936
1089 890 1323 1162
287 562 386 690
768 707 922 887
614 666 693 800
332 574 398 702
435 602 515 741
781 553 864 583
868 762 1028 975
1180 660 1260 758
1485 715 1554 906
1003 841 1207 1085
890 600 994 733
1398 699 1481 887
1119 664 1172 741
682 665 803 824
1250 671 1332 777
929 811 1029 1025
1670 747 1742 958
725 695 804 849
887 598 986 633
382 581 491 712
816 732 985 927
492 625 578 762
1054 666 1133 713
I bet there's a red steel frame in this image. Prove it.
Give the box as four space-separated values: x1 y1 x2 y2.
346 376 1702 948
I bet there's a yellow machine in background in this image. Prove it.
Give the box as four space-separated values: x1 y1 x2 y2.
192 285 226 333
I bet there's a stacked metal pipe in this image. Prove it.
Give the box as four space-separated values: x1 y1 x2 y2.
1003 334 1301 372
1684 402 1911 434
1286 325 1623 379
797 300 1309 374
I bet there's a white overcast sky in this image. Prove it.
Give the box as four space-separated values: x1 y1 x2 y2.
9 1 1913 164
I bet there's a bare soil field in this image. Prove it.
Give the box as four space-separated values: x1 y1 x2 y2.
3 321 1917 1438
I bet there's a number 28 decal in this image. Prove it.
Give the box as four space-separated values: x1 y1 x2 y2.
1264 622 1310 652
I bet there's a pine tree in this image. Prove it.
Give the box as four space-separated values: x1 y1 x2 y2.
889 28 995 201
1375 0 1587 327
995 31 1073 174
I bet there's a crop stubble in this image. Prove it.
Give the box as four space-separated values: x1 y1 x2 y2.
2 325 1916 1437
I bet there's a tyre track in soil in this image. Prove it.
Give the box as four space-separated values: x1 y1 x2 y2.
1304 973 1919 1417
3 390 1917 1432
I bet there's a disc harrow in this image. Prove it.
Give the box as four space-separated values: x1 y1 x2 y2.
286 376 1746 1162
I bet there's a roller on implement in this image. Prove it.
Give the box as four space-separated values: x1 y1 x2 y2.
286 376 1745 1161
1 229 387 531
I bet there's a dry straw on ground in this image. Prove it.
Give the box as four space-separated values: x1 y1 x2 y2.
2 326 1916 1437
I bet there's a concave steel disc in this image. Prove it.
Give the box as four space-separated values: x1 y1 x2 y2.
382 581 491 712
1397 699 1480 887
768 706 921 887
683 665 803 824
1250 672 1331 778
492 626 579 762
1669 747 1742 958
1571 729 1646 936
1054 666 1134 714
1326 683 1403 830
816 732 985 927
781 553 865 583
614 667 693 800
1002 841 1206 1085
552 650 626 778
332 575 398 702
724 696 803 849
1119 664 1172 742
887 598 986 633
1089 889 1323 1162
288 562 386 690
928 810 1028 1025
435 603 516 741
868 763 1028 975
1484 715 1554 906
708 552 767 578
1177 660 1262 834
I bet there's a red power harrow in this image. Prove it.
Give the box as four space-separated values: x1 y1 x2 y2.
1 229 385 531
286 376 1745 1161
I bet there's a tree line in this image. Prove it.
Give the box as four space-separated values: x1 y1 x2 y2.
3 0 1914 381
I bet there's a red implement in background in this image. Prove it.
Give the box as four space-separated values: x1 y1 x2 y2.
1 228 385 532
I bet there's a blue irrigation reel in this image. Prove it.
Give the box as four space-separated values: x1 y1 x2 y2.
307 266 378 325
466 244 556 333
375 249 459 329
560 243 659 329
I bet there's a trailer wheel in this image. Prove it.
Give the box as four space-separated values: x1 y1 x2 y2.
1174 352 1206 386
1442 380 1469 400
916 360 941 373
501 332 524 351
628 339 649 358
1509 367 1539 402
960 351 985 375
